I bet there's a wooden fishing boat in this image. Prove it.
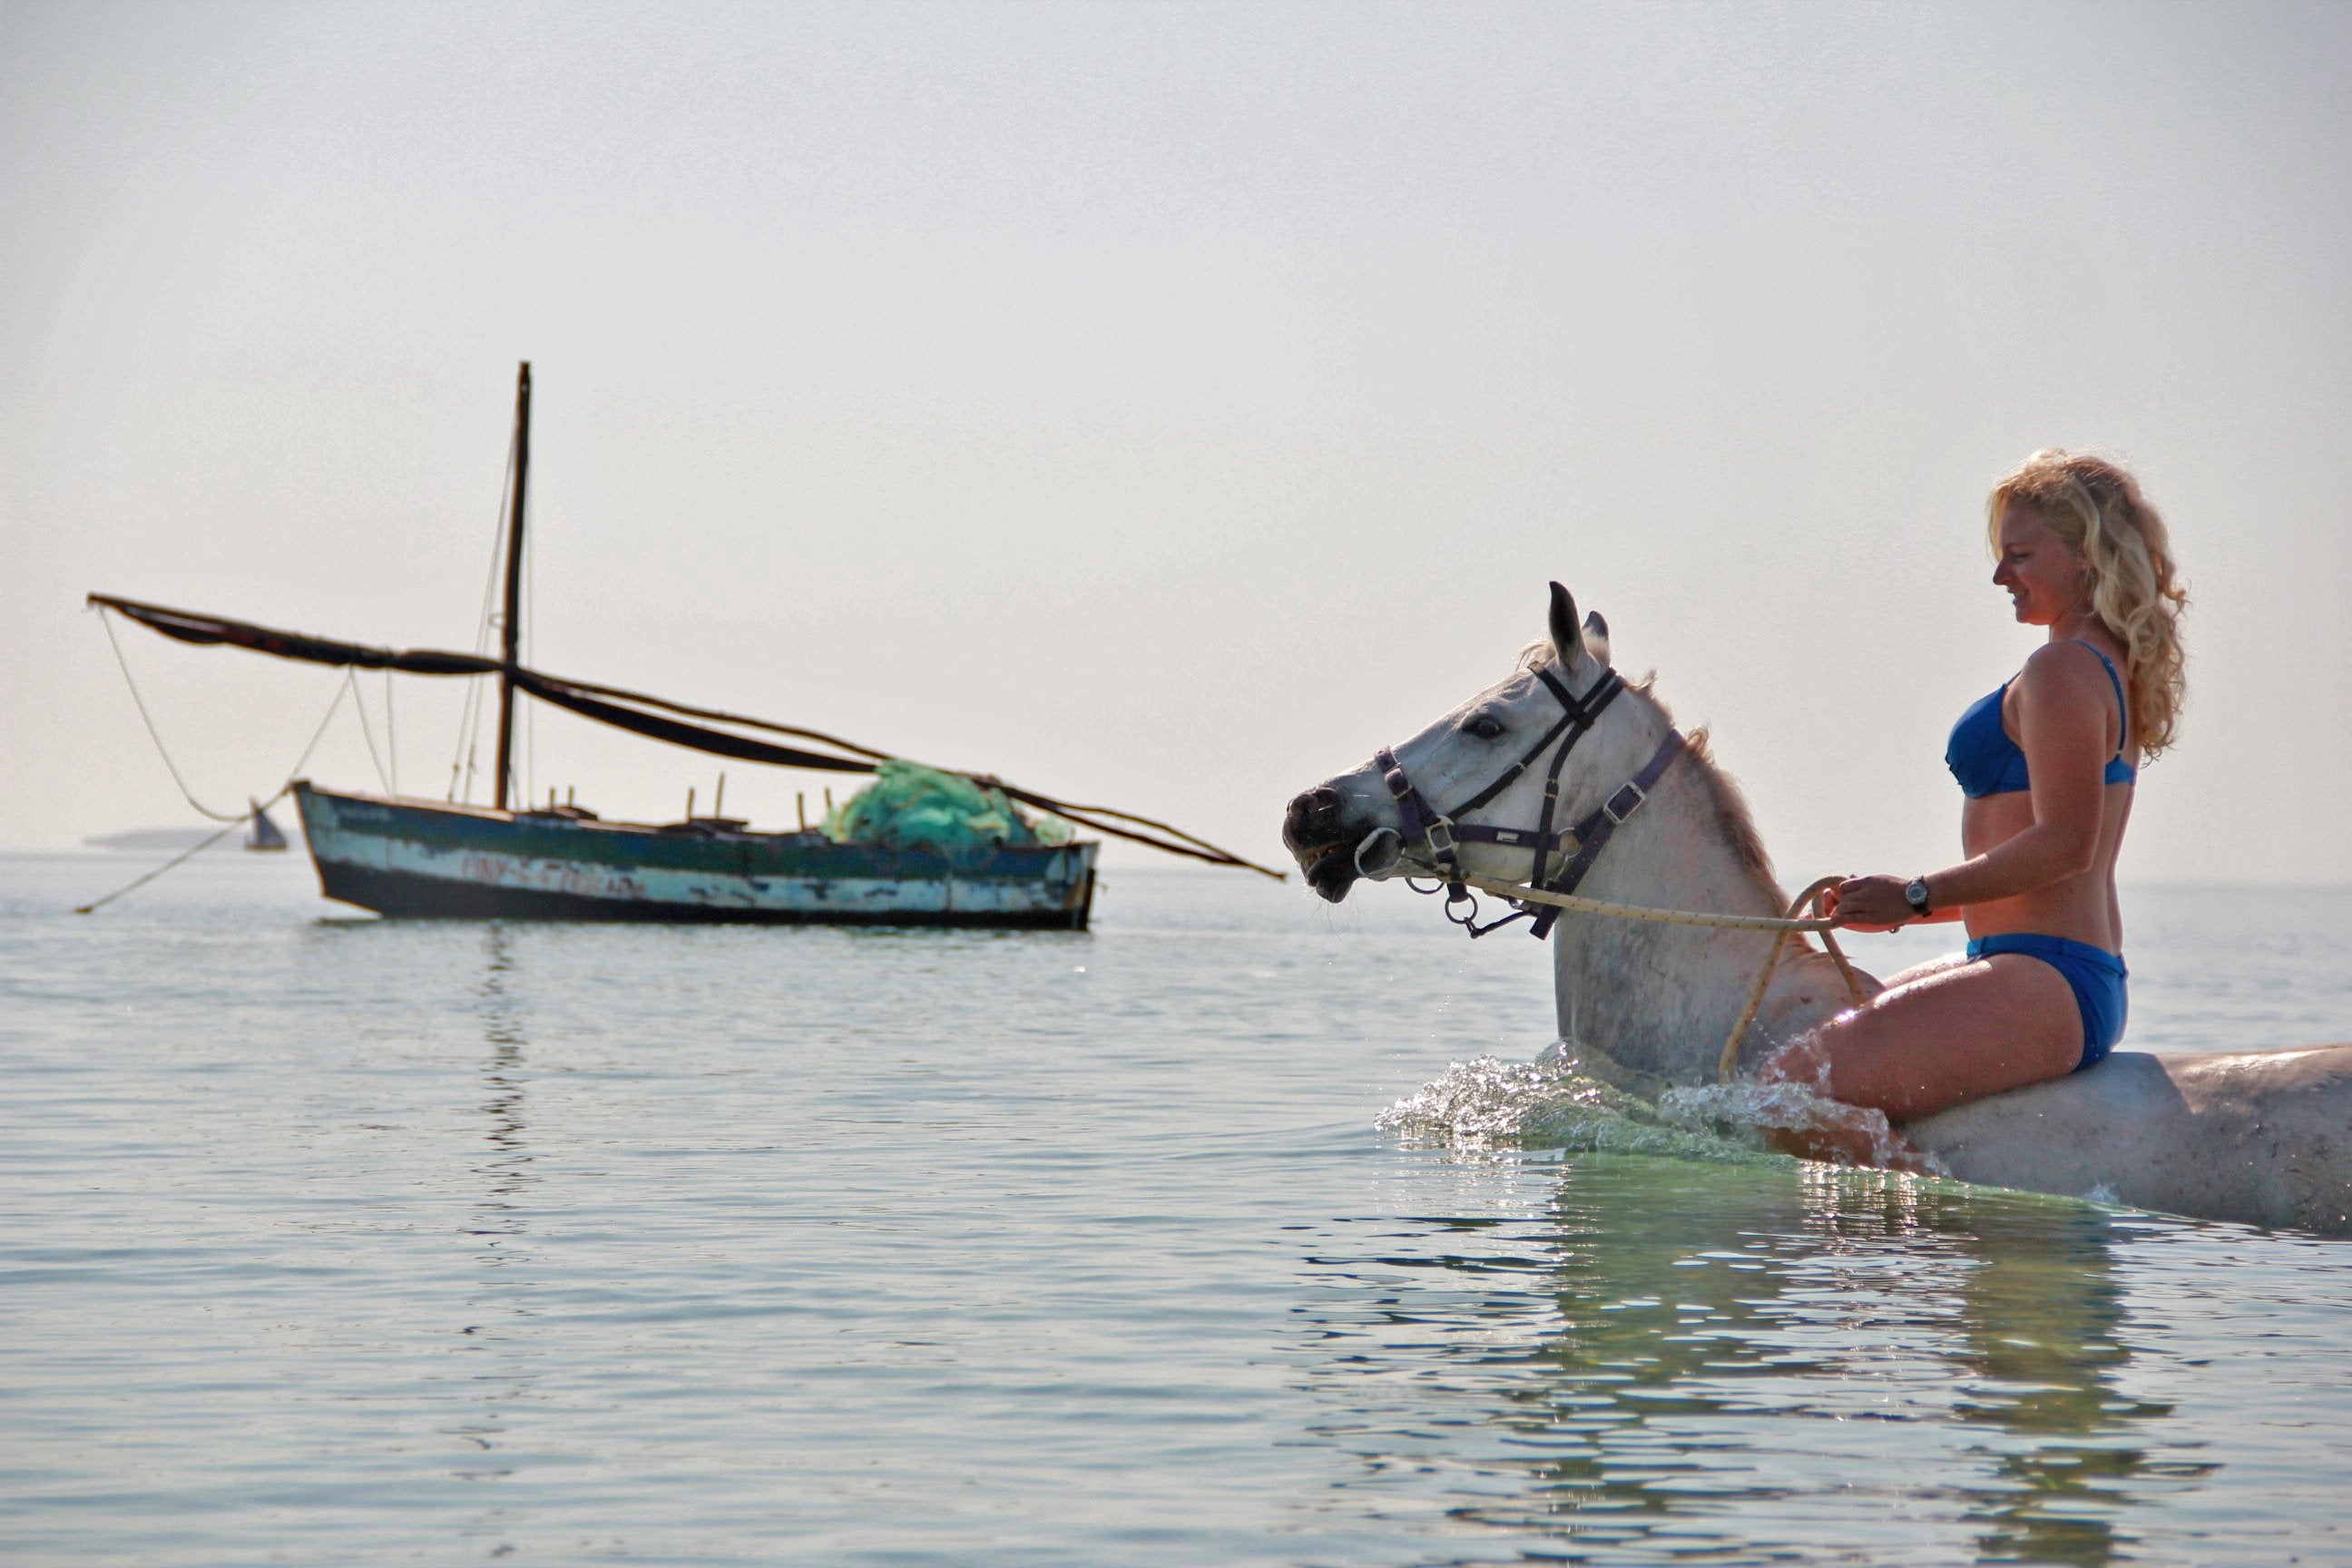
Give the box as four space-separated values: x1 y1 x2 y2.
290 786 1098 926
91 365 1273 923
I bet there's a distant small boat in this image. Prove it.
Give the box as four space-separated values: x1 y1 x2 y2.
90 364 1279 923
246 801 289 853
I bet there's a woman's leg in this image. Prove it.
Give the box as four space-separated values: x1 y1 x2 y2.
1878 950 1972 989
1759 953 2083 1123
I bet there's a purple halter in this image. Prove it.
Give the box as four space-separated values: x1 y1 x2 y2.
1372 663 1686 938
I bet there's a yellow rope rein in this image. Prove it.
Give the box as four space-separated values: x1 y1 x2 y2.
1443 871 1871 1083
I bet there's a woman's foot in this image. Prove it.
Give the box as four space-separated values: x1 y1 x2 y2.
1751 1036 1937 1172
1758 1102 1937 1173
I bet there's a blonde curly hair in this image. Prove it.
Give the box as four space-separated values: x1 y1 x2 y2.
1988 450 2189 759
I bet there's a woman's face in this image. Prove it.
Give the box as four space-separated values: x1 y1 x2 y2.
1991 506 2089 626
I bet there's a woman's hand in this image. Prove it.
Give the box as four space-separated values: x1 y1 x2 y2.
1826 874 1915 932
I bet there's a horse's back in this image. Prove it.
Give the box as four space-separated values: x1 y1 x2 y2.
1906 1044 2352 1235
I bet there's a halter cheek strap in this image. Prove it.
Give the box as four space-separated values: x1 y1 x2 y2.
1523 726 1685 938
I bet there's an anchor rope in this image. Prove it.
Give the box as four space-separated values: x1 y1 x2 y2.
73 810 264 916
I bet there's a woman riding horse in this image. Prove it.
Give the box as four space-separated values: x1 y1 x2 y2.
1760 451 2189 1122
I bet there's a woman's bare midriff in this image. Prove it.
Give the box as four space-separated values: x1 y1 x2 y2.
1960 781 2133 953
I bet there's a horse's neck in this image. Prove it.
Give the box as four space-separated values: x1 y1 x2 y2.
1548 714 1848 1084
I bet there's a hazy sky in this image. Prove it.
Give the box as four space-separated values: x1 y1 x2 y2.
5 0 2347 889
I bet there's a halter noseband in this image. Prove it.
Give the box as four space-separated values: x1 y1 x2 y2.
1372 663 1686 939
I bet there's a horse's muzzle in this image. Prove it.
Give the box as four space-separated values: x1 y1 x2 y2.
1282 783 1369 902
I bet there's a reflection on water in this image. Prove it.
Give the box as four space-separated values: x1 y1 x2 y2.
474 926 534 1214
1295 1156 2219 1566
454 926 535 1518
1946 1197 2196 1565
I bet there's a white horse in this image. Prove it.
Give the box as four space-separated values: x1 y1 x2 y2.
1284 583 2352 1235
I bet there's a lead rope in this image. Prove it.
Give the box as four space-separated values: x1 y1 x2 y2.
1438 869 1869 1083
1712 877 1867 1083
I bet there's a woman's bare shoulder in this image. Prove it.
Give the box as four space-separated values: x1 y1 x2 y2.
2016 638 2116 689
2010 640 2117 726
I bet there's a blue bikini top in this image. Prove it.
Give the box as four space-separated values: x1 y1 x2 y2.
1946 640 2137 799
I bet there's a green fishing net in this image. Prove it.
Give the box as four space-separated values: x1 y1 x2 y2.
823 760 1072 866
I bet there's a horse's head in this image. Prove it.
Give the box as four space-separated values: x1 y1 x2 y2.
1283 581 1635 902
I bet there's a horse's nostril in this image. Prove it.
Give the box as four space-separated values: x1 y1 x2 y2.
1286 788 1335 823
1283 785 1350 849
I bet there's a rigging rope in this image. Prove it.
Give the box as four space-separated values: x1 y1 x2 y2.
101 609 268 823
524 487 535 808
80 610 360 912
347 669 394 794
451 428 518 801
383 668 398 796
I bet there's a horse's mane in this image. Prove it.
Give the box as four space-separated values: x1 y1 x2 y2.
1671 722 1781 896
1517 643 1781 896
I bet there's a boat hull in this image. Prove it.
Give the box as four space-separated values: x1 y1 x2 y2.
292 783 1098 927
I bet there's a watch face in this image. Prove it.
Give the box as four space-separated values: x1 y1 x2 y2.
1906 878 1930 910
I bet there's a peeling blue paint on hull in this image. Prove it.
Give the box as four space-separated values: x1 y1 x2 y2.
293 783 1098 927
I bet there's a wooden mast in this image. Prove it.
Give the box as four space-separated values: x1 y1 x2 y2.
493 361 532 812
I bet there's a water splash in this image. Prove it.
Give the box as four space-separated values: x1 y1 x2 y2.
1377 1043 1946 1175
1377 1048 1789 1168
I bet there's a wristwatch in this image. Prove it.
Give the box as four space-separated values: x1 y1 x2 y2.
1904 876 1933 918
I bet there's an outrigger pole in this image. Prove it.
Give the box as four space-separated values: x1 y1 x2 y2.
492 361 532 811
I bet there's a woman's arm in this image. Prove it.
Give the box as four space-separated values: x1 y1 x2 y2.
1833 643 2115 926
1817 883 1961 931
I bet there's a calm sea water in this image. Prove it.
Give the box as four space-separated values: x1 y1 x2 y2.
4 851 2349 1566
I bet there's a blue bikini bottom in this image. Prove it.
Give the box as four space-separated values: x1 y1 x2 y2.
1966 933 2128 1071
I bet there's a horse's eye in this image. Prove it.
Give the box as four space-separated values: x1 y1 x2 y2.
1464 715 1506 740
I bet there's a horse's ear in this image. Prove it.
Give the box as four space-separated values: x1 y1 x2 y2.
1548 582 1587 671
1582 611 1612 667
